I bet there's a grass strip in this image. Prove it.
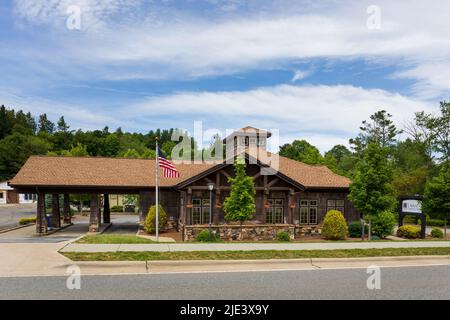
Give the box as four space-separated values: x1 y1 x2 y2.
76 235 154 244
62 247 450 261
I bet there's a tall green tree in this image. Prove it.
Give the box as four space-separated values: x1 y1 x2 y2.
279 140 324 165
0 132 51 178
412 102 450 162
349 143 397 220
38 113 55 135
423 164 450 237
350 110 402 155
324 144 356 176
223 159 256 227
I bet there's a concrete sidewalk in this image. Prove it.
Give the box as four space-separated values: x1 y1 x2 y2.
60 241 450 253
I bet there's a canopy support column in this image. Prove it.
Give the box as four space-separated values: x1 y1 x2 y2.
36 192 47 234
103 194 110 224
89 194 100 232
51 194 61 229
63 194 71 224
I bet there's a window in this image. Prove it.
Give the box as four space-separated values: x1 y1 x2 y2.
192 198 210 224
258 138 266 146
0 192 3 199
23 194 35 201
266 199 284 224
327 199 345 214
299 200 319 225
249 137 257 145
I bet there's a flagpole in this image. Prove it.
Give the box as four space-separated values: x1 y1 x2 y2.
155 137 159 242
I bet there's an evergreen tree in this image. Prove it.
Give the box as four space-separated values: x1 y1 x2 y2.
350 110 402 155
38 113 55 135
223 159 256 227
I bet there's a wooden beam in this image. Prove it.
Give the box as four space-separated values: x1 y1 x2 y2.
220 170 231 179
267 178 279 188
252 172 261 180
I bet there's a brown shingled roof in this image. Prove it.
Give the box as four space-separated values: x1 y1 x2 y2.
9 156 214 188
10 153 350 189
277 154 350 188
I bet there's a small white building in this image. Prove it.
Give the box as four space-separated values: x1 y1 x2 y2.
0 181 36 204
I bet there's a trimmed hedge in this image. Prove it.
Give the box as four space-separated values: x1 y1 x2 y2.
276 231 291 242
431 228 444 239
397 225 421 239
348 221 368 238
144 205 167 234
196 229 219 242
110 205 123 212
322 210 348 240
19 217 37 225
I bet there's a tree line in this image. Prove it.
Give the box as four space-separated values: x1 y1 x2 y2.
279 102 449 226
0 105 192 180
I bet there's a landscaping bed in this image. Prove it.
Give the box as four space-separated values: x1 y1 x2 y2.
62 247 450 261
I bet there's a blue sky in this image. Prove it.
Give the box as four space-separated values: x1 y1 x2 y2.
1 0 449 152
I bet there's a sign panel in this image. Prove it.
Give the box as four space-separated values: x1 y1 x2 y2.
402 199 422 214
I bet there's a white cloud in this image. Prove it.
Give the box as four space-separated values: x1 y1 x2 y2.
10 0 450 94
14 0 141 30
128 84 434 152
291 70 311 83
392 60 450 99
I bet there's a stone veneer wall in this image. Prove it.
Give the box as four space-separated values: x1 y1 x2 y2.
183 224 296 241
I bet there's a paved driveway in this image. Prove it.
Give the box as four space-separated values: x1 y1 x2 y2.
0 204 36 231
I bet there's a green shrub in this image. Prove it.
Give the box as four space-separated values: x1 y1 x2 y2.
372 211 396 238
397 225 421 239
144 205 167 234
431 228 444 239
348 221 368 238
110 205 123 212
195 229 219 242
427 219 445 227
19 217 37 225
371 235 381 241
276 231 291 242
322 210 348 240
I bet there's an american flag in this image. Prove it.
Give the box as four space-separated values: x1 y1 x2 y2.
158 147 180 178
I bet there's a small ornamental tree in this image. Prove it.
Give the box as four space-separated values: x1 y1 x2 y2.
223 159 256 227
423 164 450 238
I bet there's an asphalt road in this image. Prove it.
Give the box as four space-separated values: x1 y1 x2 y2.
0 265 449 300
0 204 36 231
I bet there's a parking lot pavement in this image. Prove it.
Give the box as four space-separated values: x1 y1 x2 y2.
0 214 139 243
0 204 36 231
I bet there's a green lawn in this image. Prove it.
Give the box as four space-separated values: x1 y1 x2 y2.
76 235 154 244
62 247 450 261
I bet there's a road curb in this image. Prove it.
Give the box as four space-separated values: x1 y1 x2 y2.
0 223 34 234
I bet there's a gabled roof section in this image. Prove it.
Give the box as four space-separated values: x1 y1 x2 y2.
177 151 350 189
